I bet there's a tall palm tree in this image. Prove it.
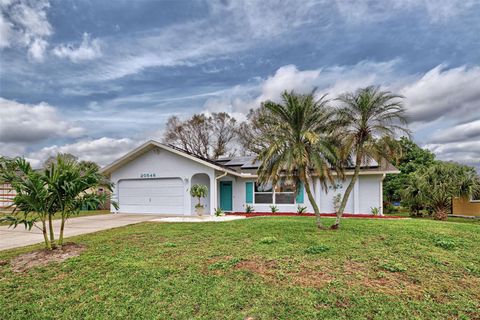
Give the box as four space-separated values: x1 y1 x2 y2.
256 91 341 229
332 86 409 229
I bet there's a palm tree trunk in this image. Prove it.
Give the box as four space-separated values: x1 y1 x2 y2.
433 207 448 220
41 219 52 250
48 213 56 248
58 213 66 247
303 177 324 229
331 152 362 229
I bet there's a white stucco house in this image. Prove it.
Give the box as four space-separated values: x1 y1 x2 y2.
101 140 399 216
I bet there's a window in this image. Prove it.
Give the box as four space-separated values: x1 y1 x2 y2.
471 192 480 202
274 181 295 204
254 181 296 204
255 182 273 204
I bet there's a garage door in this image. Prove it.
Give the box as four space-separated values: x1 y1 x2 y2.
118 178 185 214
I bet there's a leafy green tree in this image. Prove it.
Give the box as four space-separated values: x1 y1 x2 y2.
403 162 479 220
383 137 436 203
333 86 409 228
0 155 114 249
255 91 341 229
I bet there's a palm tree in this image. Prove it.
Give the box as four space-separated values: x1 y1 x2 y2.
332 86 409 229
0 157 54 249
410 162 479 220
0 155 114 250
256 91 341 229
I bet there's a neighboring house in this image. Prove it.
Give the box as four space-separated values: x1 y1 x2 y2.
0 181 15 213
452 196 480 217
101 140 399 216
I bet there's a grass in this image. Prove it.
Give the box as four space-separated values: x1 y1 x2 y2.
0 217 479 319
0 210 110 226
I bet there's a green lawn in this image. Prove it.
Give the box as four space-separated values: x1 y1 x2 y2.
1 217 479 319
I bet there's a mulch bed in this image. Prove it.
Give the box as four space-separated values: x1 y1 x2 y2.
227 212 405 219
9 243 86 273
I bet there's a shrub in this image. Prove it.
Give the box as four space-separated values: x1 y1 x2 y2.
244 204 254 213
434 238 456 250
190 184 208 208
214 208 224 217
269 205 279 213
381 262 406 272
370 207 380 216
163 242 177 247
305 245 330 254
297 205 307 213
259 236 278 244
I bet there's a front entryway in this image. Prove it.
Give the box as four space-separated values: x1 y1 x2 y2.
219 181 233 211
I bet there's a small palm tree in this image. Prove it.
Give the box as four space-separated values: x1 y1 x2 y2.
256 91 341 229
411 162 479 220
0 155 114 250
332 86 409 229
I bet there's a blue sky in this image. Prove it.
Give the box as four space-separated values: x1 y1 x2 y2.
0 0 479 169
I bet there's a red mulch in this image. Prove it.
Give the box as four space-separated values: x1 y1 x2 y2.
227 212 405 219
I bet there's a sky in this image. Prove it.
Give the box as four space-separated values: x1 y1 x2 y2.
0 0 479 170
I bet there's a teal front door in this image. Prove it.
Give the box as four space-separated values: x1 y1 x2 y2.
219 181 233 211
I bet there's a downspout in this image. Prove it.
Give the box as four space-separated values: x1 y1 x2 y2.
380 174 386 216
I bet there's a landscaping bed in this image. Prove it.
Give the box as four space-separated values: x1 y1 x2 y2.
228 212 406 218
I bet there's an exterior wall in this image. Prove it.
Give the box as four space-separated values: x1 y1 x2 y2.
110 147 215 215
359 175 383 214
452 197 480 217
228 174 383 214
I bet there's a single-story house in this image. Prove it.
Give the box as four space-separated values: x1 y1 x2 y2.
101 140 399 216
0 181 15 213
452 196 480 217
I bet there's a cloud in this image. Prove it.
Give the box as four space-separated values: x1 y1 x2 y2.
335 0 477 23
0 97 85 144
52 33 102 63
0 0 53 61
429 120 480 144
401 65 480 123
25 137 139 168
425 140 480 170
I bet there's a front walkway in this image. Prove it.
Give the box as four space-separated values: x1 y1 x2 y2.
0 214 157 251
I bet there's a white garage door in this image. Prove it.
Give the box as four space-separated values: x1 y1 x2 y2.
118 178 185 214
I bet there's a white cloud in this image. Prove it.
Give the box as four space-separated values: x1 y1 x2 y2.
401 65 480 123
0 12 13 48
429 119 480 144
335 0 476 23
0 0 52 61
0 97 85 144
425 140 480 170
27 38 48 61
52 33 102 63
25 137 139 168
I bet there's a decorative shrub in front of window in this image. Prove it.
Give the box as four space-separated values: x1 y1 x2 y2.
254 181 295 204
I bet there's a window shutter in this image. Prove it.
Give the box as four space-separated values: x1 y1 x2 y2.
245 182 253 203
296 182 304 203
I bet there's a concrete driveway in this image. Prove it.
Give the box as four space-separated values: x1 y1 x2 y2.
0 214 157 251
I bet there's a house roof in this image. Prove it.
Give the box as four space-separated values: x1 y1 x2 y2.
101 140 400 177
100 140 247 177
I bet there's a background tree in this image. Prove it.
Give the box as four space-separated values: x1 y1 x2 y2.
255 91 341 229
237 107 274 155
163 112 238 159
333 86 409 229
403 162 479 220
383 137 436 204
43 153 78 168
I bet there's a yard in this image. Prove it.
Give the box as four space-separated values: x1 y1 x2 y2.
0 217 479 319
